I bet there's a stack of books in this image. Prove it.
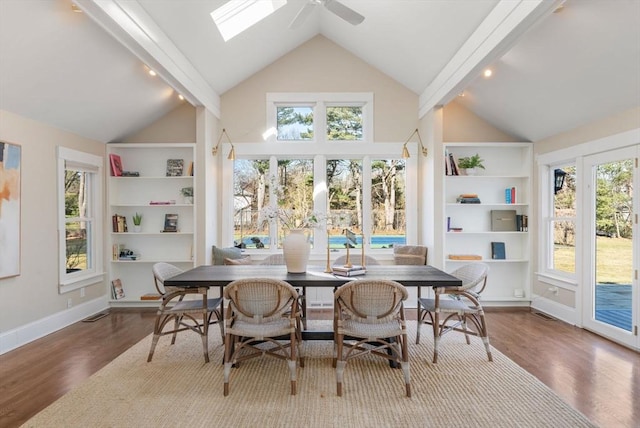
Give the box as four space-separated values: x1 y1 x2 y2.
456 193 481 204
332 265 366 277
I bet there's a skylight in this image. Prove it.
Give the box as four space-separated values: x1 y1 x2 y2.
211 0 287 42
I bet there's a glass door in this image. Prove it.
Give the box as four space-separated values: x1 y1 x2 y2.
582 146 638 349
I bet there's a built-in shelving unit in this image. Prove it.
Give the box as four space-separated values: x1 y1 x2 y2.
442 142 533 304
106 143 196 306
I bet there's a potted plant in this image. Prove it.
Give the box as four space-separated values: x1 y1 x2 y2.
457 154 485 175
180 186 194 204
132 212 143 232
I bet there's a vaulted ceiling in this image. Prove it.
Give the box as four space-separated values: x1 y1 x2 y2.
1 0 638 143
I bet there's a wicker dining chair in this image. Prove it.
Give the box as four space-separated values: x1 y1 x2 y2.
259 253 286 265
223 278 304 396
393 244 428 265
333 254 381 267
333 279 411 397
147 262 224 363
416 262 492 363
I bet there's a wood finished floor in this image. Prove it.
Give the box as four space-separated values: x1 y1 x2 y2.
0 309 638 428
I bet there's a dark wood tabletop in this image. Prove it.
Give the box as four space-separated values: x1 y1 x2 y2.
164 264 462 288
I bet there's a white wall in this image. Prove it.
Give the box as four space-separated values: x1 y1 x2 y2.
0 110 107 353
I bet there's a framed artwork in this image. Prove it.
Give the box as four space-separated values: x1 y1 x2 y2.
166 159 184 176
0 141 21 279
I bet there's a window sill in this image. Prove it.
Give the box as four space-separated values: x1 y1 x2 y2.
59 272 105 294
535 271 577 289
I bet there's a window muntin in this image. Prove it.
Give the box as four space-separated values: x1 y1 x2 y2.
277 106 313 140
57 147 103 292
326 106 363 140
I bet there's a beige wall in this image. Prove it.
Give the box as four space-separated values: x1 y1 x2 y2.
0 110 106 333
221 35 418 143
535 106 640 154
443 100 523 142
120 103 196 143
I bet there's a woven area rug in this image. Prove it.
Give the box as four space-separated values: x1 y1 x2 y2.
22 322 595 428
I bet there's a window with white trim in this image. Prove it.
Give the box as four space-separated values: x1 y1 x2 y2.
58 147 104 292
545 163 577 277
225 92 413 253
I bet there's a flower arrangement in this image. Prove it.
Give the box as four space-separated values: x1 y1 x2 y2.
259 206 325 230
180 186 193 197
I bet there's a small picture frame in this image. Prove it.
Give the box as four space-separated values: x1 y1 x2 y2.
111 278 125 299
163 213 178 232
166 159 184 177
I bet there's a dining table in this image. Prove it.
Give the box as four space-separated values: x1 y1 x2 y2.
165 264 462 341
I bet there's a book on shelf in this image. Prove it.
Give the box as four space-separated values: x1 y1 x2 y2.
505 188 511 204
109 154 123 177
111 279 125 300
491 242 506 260
149 200 176 205
333 268 366 277
111 214 128 232
163 213 179 232
332 264 365 272
456 194 481 203
448 254 482 260
166 159 184 176
140 293 162 301
491 210 517 231
187 161 194 176
516 214 529 231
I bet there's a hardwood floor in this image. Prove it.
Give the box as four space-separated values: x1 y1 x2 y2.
0 309 638 428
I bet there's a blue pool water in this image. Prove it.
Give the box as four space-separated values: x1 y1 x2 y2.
235 235 405 249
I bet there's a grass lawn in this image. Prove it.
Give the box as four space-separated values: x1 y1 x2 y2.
555 237 633 284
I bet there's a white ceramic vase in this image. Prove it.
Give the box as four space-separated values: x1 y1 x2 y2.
283 229 310 273
465 167 477 176
133 225 142 233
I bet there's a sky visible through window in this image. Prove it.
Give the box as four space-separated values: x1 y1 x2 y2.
211 0 287 42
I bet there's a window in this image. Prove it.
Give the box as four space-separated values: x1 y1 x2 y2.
227 92 413 254
551 165 576 274
58 147 103 292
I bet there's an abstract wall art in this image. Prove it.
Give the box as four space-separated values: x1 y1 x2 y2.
0 141 21 279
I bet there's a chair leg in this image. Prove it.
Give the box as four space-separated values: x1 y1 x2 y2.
335 333 345 396
479 312 493 362
200 312 210 364
432 311 440 364
400 333 411 398
171 316 181 345
223 333 234 396
147 333 160 362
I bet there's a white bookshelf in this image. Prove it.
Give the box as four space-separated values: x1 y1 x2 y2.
443 142 533 304
106 143 196 306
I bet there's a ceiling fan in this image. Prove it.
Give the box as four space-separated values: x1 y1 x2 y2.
289 0 365 29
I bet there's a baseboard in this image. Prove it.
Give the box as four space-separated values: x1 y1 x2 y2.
0 297 109 355
530 295 578 326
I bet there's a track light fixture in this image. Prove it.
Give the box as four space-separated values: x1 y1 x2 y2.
401 128 427 159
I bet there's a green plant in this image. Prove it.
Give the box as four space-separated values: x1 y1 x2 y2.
132 212 143 226
180 186 193 197
458 154 485 170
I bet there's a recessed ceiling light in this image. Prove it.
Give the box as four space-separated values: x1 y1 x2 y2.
148 69 157 77
71 4 83 13
483 69 493 78
178 94 185 101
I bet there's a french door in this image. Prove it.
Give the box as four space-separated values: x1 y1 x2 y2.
582 146 638 349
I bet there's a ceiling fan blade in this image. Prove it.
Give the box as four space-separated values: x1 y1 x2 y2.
289 3 317 30
324 0 365 25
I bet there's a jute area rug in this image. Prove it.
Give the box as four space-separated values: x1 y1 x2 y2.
22 322 595 428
